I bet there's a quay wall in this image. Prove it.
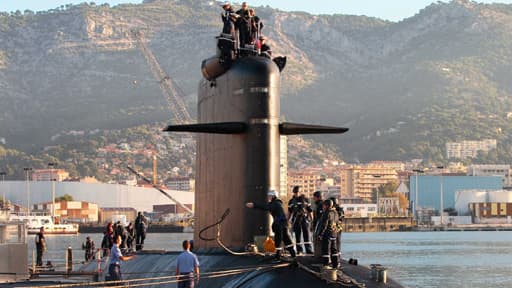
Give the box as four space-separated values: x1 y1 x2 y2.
343 217 414 232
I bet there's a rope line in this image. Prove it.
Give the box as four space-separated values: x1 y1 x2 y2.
32 263 291 288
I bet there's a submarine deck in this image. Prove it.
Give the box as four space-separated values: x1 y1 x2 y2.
10 251 404 287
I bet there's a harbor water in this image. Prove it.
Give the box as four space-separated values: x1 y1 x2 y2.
28 231 512 287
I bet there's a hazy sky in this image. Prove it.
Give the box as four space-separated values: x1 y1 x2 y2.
1 0 512 21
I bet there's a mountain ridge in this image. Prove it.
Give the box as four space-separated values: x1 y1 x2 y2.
1 0 512 164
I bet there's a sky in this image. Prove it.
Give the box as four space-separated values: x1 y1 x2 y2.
1 0 512 21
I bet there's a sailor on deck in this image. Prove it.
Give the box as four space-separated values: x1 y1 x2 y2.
288 186 313 255
108 235 135 282
318 199 341 269
176 240 200 288
246 190 296 259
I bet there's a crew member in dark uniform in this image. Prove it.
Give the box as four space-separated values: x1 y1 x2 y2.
312 191 324 231
288 186 313 254
330 197 344 262
221 2 234 22
236 2 252 48
83 236 95 262
318 199 340 268
249 9 263 43
35 227 46 267
219 2 238 65
126 222 135 252
235 2 249 17
259 36 272 58
135 212 147 251
246 190 296 259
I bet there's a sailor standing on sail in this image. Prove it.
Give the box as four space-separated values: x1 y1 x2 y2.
246 190 296 259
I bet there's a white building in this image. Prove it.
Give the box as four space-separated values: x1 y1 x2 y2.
454 189 512 215
446 139 497 159
339 203 377 218
467 164 512 188
0 181 194 213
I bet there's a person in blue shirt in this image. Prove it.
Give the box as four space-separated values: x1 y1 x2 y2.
176 240 200 288
108 235 135 282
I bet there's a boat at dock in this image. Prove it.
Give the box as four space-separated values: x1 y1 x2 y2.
8 213 78 235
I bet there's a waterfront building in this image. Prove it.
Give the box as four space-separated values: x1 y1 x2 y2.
378 197 401 216
467 164 512 188
0 181 194 213
339 203 377 218
340 161 404 202
446 139 496 159
99 207 137 224
165 177 195 192
287 170 322 199
32 200 99 223
410 176 502 215
469 202 512 224
32 169 69 182
454 189 512 214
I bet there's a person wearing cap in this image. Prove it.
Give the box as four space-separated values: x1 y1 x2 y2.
221 2 235 24
288 186 313 255
246 190 296 259
318 199 340 268
259 36 272 58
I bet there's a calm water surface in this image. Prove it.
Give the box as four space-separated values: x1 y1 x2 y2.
28 231 512 288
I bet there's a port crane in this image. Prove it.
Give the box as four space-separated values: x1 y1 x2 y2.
131 27 195 174
132 29 193 124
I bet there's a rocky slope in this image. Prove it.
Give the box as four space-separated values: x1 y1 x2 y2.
2 0 512 163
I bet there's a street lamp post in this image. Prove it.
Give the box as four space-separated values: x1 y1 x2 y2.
48 162 57 219
0 171 6 208
437 165 444 226
23 167 32 214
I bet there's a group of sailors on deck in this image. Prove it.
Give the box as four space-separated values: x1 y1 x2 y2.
219 1 271 60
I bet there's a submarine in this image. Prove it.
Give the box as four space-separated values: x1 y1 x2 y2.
160 8 405 288
6 7 405 287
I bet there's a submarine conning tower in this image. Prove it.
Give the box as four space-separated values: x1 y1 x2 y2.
164 32 348 250
197 56 280 249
